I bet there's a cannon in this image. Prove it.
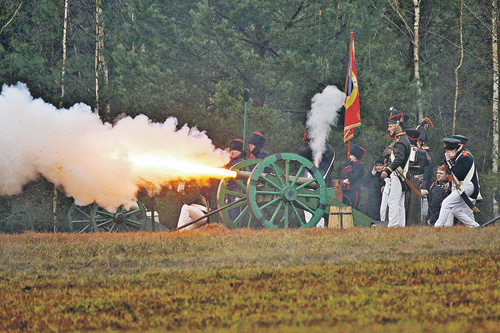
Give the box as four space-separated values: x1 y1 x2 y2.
216 153 372 229
68 201 167 233
69 152 373 232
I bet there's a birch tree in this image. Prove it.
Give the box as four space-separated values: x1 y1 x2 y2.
492 0 499 215
453 0 464 135
95 0 109 121
52 0 70 233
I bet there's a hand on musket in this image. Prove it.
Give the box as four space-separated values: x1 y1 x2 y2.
395 168 424 198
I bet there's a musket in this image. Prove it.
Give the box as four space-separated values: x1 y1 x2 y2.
395 168 424 198
481 215 500 227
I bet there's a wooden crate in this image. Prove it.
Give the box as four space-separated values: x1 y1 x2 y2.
328 206 354 229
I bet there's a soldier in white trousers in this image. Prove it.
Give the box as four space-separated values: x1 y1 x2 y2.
434 138 480 228
380 108 411 228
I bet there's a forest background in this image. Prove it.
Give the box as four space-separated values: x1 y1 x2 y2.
0 0 499 232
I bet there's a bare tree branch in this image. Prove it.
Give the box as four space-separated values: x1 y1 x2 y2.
0 1 23 35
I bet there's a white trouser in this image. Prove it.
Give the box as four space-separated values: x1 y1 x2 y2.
434 182 479 228
304 173 325 227
388 173 405 227
177 204 207 230
380 178 390 221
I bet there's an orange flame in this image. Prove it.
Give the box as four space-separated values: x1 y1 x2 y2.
129 153 236 179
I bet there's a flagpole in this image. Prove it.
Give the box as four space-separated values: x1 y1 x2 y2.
346 32 354 159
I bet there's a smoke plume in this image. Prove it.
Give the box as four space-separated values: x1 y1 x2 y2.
306 85 345 164
0 82 230 211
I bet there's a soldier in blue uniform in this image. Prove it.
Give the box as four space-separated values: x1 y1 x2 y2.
248 131 269 160
380 108 411 227
362 157 386 220
434 138 480 228
339 144 365 209
416 117 434 189
228 138 245 167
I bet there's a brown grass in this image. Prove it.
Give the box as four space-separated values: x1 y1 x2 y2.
1 225 499 331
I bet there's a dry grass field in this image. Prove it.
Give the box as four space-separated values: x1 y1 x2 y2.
1 225 500 331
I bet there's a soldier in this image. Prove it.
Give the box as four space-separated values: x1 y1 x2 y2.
228 138 245 167
248 131 269 160
434 138 480 228
297 129 336 187
426 166 451 226
405 128 432 225
339 144 365 209
176 182 210 231
451 134 482 203
380 108 411 227
362 157 385 220
416 117 434 190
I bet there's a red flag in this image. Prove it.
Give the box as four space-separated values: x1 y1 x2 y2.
343 32 361 142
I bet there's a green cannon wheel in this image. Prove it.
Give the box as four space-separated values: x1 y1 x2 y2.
68 201 147 233
246 153 328 229
217 159 261 229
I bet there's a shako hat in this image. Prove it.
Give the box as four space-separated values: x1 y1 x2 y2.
229 138 243 151
375 157 385 165
350 144 366 160
443 137 461 150
451 134 468 145
249 131 266 148
387 107 409 127
420 117 434 127
405 129 421 143
417 117 433 143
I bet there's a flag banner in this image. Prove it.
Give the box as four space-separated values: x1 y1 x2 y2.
343 33 361 142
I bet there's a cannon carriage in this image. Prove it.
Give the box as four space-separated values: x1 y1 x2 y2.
216 153 372 229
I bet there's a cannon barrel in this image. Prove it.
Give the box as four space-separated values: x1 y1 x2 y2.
235 170 319 189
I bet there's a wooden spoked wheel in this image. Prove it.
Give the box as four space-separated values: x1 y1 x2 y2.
246 153 328 229
68 201 147 233
217 159 261 229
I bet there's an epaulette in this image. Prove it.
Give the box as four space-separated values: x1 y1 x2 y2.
395 132 405 141
462 150 468 157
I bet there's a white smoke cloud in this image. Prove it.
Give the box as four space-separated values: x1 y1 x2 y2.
306 85 345 164
0 82 230 211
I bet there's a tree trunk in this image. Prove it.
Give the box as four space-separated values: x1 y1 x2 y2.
95 0 101 116
60 0 68 107
95 0 110 121
413 0 423 121
492 0 499 215
0 2 23 34
453 0 464 136
53 0 70 233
